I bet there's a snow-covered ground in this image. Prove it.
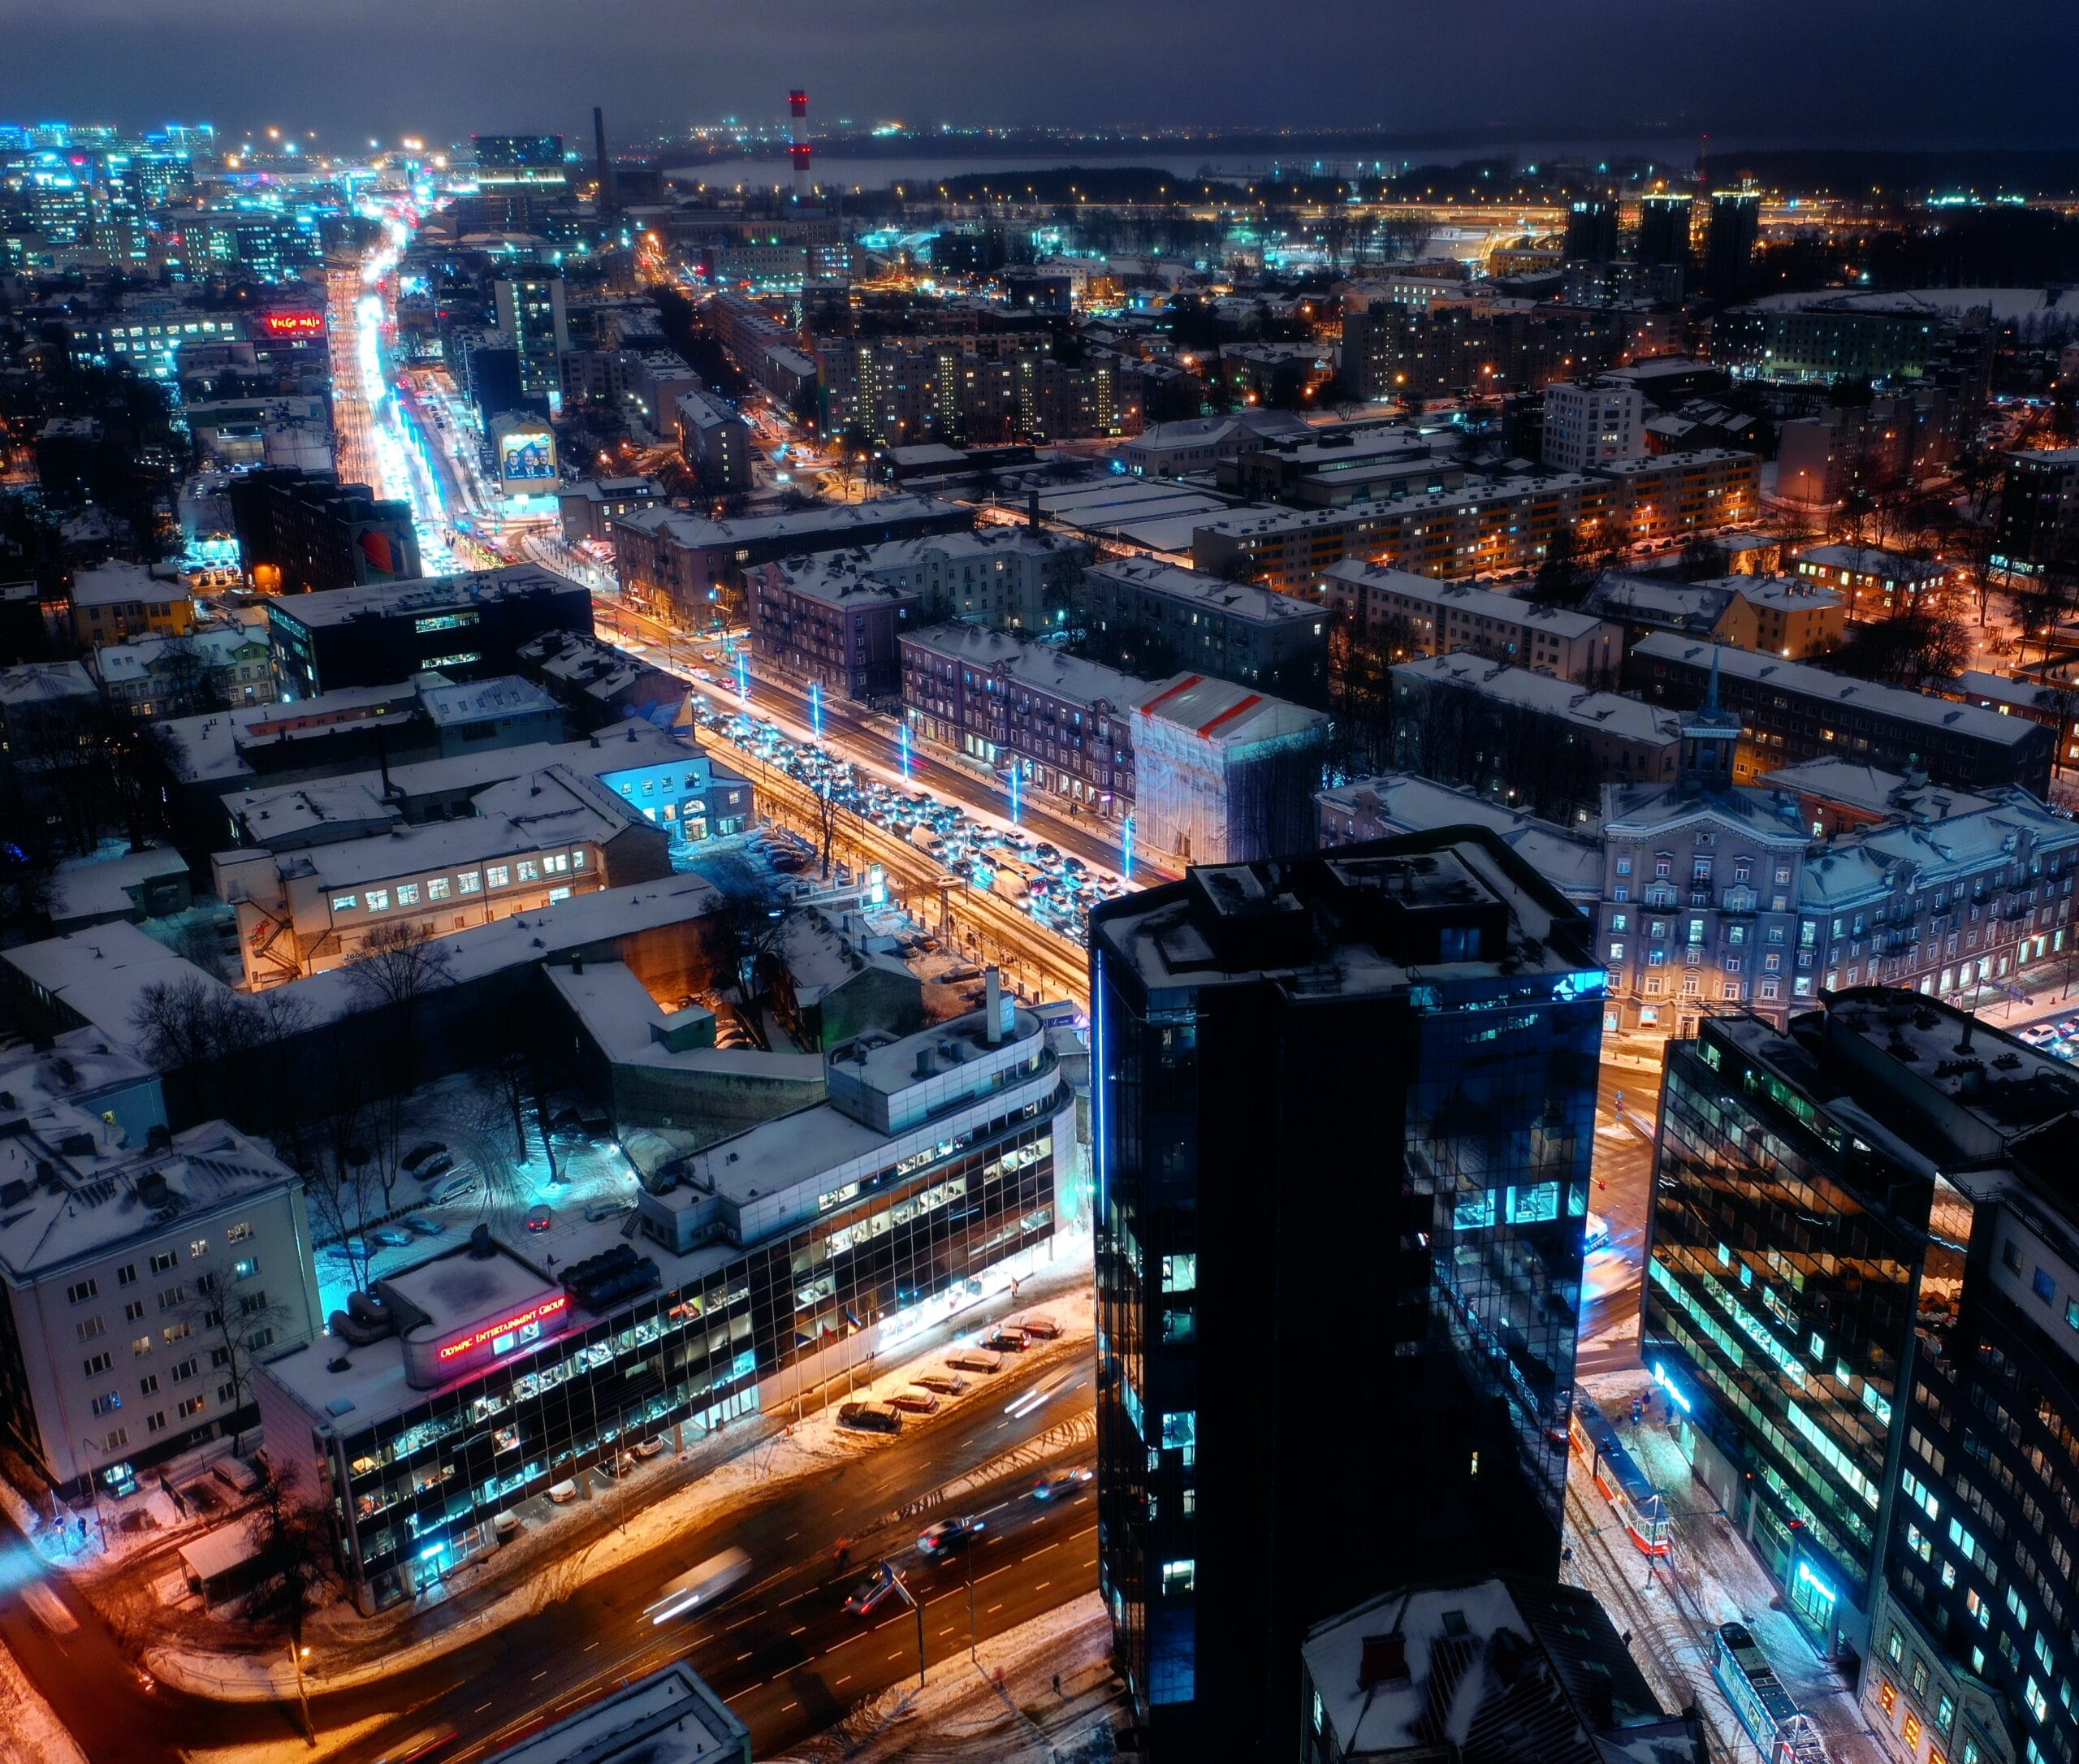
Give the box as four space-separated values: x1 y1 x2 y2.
1571 1368 1882 1764
770 1591 1123 1764
0 1636 85 1764
147 1267 1096 1705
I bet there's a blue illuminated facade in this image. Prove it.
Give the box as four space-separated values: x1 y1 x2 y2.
1090 829 1604 1762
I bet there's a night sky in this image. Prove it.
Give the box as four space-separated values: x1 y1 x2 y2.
3 0 2069 155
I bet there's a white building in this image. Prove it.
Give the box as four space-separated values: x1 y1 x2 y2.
1541 379 1646 473
0 1035 320 1498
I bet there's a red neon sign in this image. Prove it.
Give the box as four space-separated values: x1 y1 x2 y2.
260 312 325 337
435 1292 568 1362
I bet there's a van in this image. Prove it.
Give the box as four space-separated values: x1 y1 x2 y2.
944 1347 1003 1375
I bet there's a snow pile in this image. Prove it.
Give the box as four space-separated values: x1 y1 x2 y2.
0 1637 85 1764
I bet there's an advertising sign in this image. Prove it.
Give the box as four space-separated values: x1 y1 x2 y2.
499 430 555 483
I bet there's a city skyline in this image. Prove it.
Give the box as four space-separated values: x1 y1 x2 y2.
4 0 2077 152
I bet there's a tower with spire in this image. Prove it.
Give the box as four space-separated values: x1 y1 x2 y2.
1678 644 1742 793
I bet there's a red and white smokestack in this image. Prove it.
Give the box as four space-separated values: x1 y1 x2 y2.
788 89 811 201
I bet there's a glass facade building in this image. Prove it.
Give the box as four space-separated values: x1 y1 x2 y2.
258 1004 1070 1611
1090 831 1603 1762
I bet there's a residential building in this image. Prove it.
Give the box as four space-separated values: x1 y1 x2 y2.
1541 379 1645 473
675 390 752 495
1943 671 2079 776
225 467 421 595
1191 453 1758 592
0 1036 320 1499
212 761 674 986
1083 557 1329 706
1626 636 2055 795
1116 409 1312 478
900 625 1137 815
492 270 570 400
68 561 193 648
1300 1576 1705 1764
0 661 101 761
607 497 971 628
761 906 923 1053
1391 654 1684 822
1713 298 1959 385
1995 447 2079 575
746 556 919 702
831 525 1092 638
257 1000 1072 1611
1635 192 1694 268
482 1663 748 1764
1774 390 1970 509
1321 561 1623 682
1792 545 1956 624
555 477 667 547
265 566 593 698
89 625 274 718
1701 191 1761 302
1564 199 1619 264
1127 672 1329 871
1213 426 1464 509
1091 831 1603 1758
514 629 693 733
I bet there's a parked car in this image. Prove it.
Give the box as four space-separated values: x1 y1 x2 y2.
583 1196 636 1223
837 1401 903 1434
1032 1466 1095 1502
400 1214 444 1237
370 1226 415 1250
912 1373 967 1398
1014 1315 1061 1340
888 1390 940 1415
400 1141 448 1174
412 1153 455 1182
433 1174 478 1205
843 1570 906 1616
633 1437 668 1459
600 1452 637 1478
525 1205 553 1233
981 1329 1029 1353
944 1348 1002 1375
917 1516 983 1555
547 1479 579 1504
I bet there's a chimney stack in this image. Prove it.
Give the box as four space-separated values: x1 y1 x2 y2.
788 90 812 202
984 966 1002 1043
1027 487 1041 530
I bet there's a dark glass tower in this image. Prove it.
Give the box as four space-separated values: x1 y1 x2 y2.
1090 829 1606 1762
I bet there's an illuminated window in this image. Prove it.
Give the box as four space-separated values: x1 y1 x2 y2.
331 893 357 911
457 871 482 894
486 866 510 888
517 860 539 883
428 877 451 901
1161 1559 1195 1595
1906 1716 1923 1749
395 883 420 906
365 888 389 911
1881 1681 1898 1715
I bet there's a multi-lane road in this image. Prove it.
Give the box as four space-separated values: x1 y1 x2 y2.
0 1334 1100 1762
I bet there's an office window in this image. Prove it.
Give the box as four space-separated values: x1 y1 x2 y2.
428 877 451 901
331 893 357 911
486 866 510 887
395 883 420 906
365 888 390 911
1161 1559 1196 1595
458 871 482 894
2035 1269 2057 1304
190 1239 208 1260
517 860 539 882
89 1392 121 1417
76 1316 106 1342
116 1263 137 1286
82 1351 112 1377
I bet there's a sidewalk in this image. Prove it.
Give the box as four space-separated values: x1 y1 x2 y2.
142 1257 1096 1704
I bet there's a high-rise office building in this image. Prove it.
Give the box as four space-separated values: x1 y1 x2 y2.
492 270 570 402
1702 190 1762 302
1565 199 1619 264
1090 830 1605 1761
1646 989 2079 1764
1635 193 1695 268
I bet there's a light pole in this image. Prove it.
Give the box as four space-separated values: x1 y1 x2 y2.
884 1564 926 1687
288 1640 314 1746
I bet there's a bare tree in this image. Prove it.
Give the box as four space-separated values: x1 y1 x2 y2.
182 1277 296 1433
240 1467 333 1745
343 922 456 1208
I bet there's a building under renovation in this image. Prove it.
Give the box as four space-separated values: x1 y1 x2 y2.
1128 672 1329 871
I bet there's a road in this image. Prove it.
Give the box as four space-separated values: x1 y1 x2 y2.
595 595 1144 884
1579 1061 1661 1377
0 1334 1100 1762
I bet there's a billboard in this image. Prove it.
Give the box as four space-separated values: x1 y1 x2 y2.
259 311 325 337
497 428 556 486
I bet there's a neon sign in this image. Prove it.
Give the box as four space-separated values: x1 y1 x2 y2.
435 1292 567 1362
260 312 325 336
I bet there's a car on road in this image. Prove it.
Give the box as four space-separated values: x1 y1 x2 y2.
400 1214 444 1237
887 1390 940 1414
843 1569 906 1616
370 1226 415 1250
917 1516 983 1555
434 1174 479 1205
837 1400 903 1433
1032 1466 1095 1502
2022 1024 2060 1046
646 1546 754 1624
370 1723 459 1764
525 1204 553 1232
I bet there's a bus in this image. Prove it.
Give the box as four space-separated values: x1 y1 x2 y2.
1568 1393 1670 1555
1712 1622 1830 1764
644 1546 754 1624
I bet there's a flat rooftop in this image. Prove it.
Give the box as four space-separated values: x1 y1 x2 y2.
265 565 578 631
1395 653 1680 742
482 1662 746 1764
1088 556 1317 625
1325 560 1612 638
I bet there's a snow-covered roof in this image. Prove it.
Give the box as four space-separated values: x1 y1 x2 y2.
417 674 557 728
468 1662 746 1764
47 847 191 925
1397 654 1681 744
1316 773 1602 900
0 661 97 710
1327 559 1614 640
1131 672 1328 748
1088 556 1316 626
264 564 577 632
901 624 1141 713
70 561 188 609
